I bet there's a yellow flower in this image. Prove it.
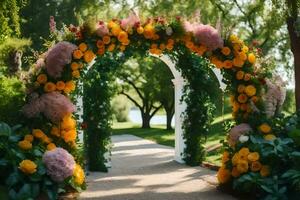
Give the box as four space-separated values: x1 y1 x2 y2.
143 23 155 39
247 152 260 162
237 160 249 173
222 151 230 164
32 129 45 139
47 143 56 151
238 52 247 61
221 47 231 56
37 74 47 84
19 160 37 174
65 81 76 91
217 167 231 184
73 49 84 59
245 85 256 97
242 46 249 53
119 45 126 51
41 136 52 144
73 164 85 185
237 85 245 93
231 167 241 177
24 134 34 142
56 81 65 91
260 165 270 177
117 31 128 43
229 34 238 42
238 147 250 159
71 62 79 71
137 26 144 34
78 43 88 52
61 115 76 131
251 161 262 172
18 140 32 150
107 44 116 52
51 126 60 137
233 57 244 67
237 94 248 103
83 50 95 63
103 36 111 44
231 153 240 166
264 134 276 141
248 53 256 64
111 26 122 36
236 71 244 80
62 129 77 142
72 70 80 78
259 123 271 134
44 82 56 92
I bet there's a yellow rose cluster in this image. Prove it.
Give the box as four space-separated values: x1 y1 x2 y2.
217 148 270 184
73 164 85 185
60 114 77 145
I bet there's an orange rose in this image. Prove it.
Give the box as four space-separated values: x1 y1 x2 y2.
231 167 241 177
245 85 256 97
260 165 270 177
248 53 256 64
71 62 79 71
119 45 126 51
217 167 231 184
37 74 47 84
65 81 76 91
237 160 249 173
56 81 65 91
237 85 245 93
103 36 111 44
96 40 105 48
97 47 105 55
236 71 244 80
47 143 56 151
107 44 116 52
247 152 260 162
18 140 32 150
24 134 34 142
221 47 231 56
117 31 128 43
223 60 233 69
32 129 45 139
238 52 247 61
238 94 248 103
137 26 144 34
251 161 262 172
78 43 88 52
73 49 83 59
83 50 96 63
72 70 80 78
244 73 251 81
44 82 56 92
233 57 244 67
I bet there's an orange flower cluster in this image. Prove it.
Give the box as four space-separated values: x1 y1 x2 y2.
60 114 77 145
217 148 270 184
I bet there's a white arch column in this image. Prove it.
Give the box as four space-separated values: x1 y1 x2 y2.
172 77 186 163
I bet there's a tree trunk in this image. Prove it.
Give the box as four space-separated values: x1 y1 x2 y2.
287 17 300 110
166 109 174 130
141 113 151 128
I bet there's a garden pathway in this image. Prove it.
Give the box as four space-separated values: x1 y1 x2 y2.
80 135 235 200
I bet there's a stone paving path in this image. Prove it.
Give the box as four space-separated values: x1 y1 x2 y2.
80 135 235 200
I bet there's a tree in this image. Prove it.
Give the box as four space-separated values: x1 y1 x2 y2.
117 56 174 129
152 60 175 130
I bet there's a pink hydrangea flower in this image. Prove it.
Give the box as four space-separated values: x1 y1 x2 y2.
43 148 75 182
45 41 77 78
193 24 223 50
22 92 75 123
96 21 109 37
228 123 252 146
120 12 140 30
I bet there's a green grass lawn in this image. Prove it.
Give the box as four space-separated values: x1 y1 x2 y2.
112 113 232 166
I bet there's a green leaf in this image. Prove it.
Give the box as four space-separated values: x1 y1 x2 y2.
17 184 31 199
6 172 19 187
8 189 17 200
260 184 273 193
0 123 11 137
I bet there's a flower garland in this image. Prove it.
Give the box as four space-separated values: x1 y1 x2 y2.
19 12 284 198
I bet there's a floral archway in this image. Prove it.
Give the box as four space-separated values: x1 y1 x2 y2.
5 13 294 200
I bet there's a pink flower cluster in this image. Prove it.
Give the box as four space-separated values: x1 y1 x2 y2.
45 41 77 78
22 92 75 123
184 21 223 50
120 12 140 30
96 21 109 37
43 148 75 182
49 16 56 33
228 123 252 146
